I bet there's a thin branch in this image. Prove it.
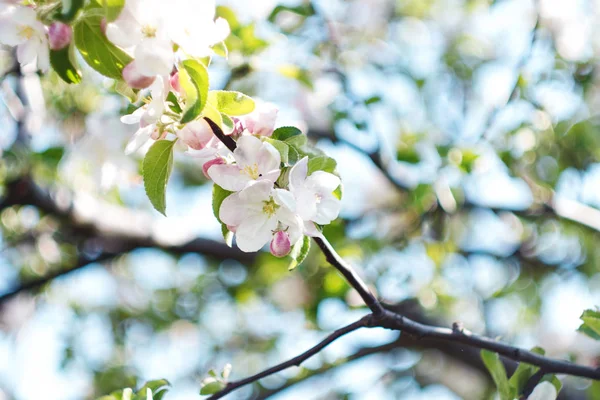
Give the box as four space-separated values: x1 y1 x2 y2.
206 315 372 400
313 236 384 316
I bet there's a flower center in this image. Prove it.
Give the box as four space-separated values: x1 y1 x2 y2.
315 193 323 204
141 24 157 38
262 197 280 217
241 163 260 180
17 25 35 40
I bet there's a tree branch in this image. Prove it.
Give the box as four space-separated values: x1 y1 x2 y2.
206 315 372 400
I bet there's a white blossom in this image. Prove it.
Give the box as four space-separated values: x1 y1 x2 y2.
207 135 281 191
0 5 49 71
121 75 169 154
219 180 303 252
105 0 174 77
289 157 341 228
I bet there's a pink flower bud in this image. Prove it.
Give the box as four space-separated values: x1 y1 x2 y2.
226 117 244 137
202 157 226 179
122 61 156 89
270 231 291 258
178 119 214 150
170 72 181 93
48 22 72 50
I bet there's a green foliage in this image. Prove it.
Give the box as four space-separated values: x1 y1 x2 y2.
179 59 210 123
507 347 545 395
264 138 290 164
142 140 175 216
272 126 302 141
212 184 233 222
73 9 132 79
97 380 169 400
55 0 84 21
289 235 311 270
480 350 510 400
50 45 82 84
208 90 255 116
308 156 337 174
578 309 600 340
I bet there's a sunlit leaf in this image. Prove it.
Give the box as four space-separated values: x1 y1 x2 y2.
143 140 175 216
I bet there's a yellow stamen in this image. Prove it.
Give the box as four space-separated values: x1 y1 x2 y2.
17 25 35 40
262 197 279 217
241 163 260 180
141 25 157 38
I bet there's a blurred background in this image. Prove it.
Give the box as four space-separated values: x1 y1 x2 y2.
2 0 600 398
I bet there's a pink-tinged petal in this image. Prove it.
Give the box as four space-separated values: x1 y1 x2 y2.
275 207 303 244
273 189 296 212
294 187 318 221
313 196 341 225
289 157 308 191
208 164 249 191
307 171 341 193
178 119 214 150
122 61 156 89
233 135 263 168
16 39 37 66
244 102 278 136
256 140 281 174
270 231 291 257
134 38 174 77
303 221 323 238
202 157 225 178
105 17 142 48
219 192 247 226
169 71 181 93
124 125 154 155
235 214 277 252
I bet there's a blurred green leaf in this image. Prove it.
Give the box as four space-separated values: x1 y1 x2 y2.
481 350 511 400
50 45 82 84
208 90 255 116
272 126 302 141
289 235 311 270
308 156 337 174
55 0 84 21
578 309 600 340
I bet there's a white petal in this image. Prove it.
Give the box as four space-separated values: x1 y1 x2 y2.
16 39 38 65
273 189 296 212
235 214 277 252
276 207 303 244
238 180 273 203
256 140 281 174
124 125 154 155
289 157 308 191
208 164 249 192
36 40 50 72
120 107 144 124
211 17 230 43
295 187 318 221
0 9 21 46
307 171 341 193
528 382 557 400
233 135 264 168
219 192 247 226
106 15 142 48
134 38 174 77
314 195 341 225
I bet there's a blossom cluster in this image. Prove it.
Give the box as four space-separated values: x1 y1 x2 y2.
0 0 343 260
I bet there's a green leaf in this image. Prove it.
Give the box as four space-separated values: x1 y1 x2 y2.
212 184 233 222
202 103 223 128
221 114 234 133
134 380 170 400
200 380 226 395
114 81 138 103
308 156 337 174
73 9 132 79
268 3 315 22
55 0 84 21
364 95 382 105
180 59 210 123
481 350 510 400
165 92 182 114
264 138 289 164
50 44 82 84
213 41 228 58
272 126 302 141
208 90 255 116
289 235 310 271
142 140 175 216
396 147 420 164
588 381 600 400
285 134 307 147
91 0 125 21
579 309 600 340
216 6 240 31
221 223 233 247
544 375 562 394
